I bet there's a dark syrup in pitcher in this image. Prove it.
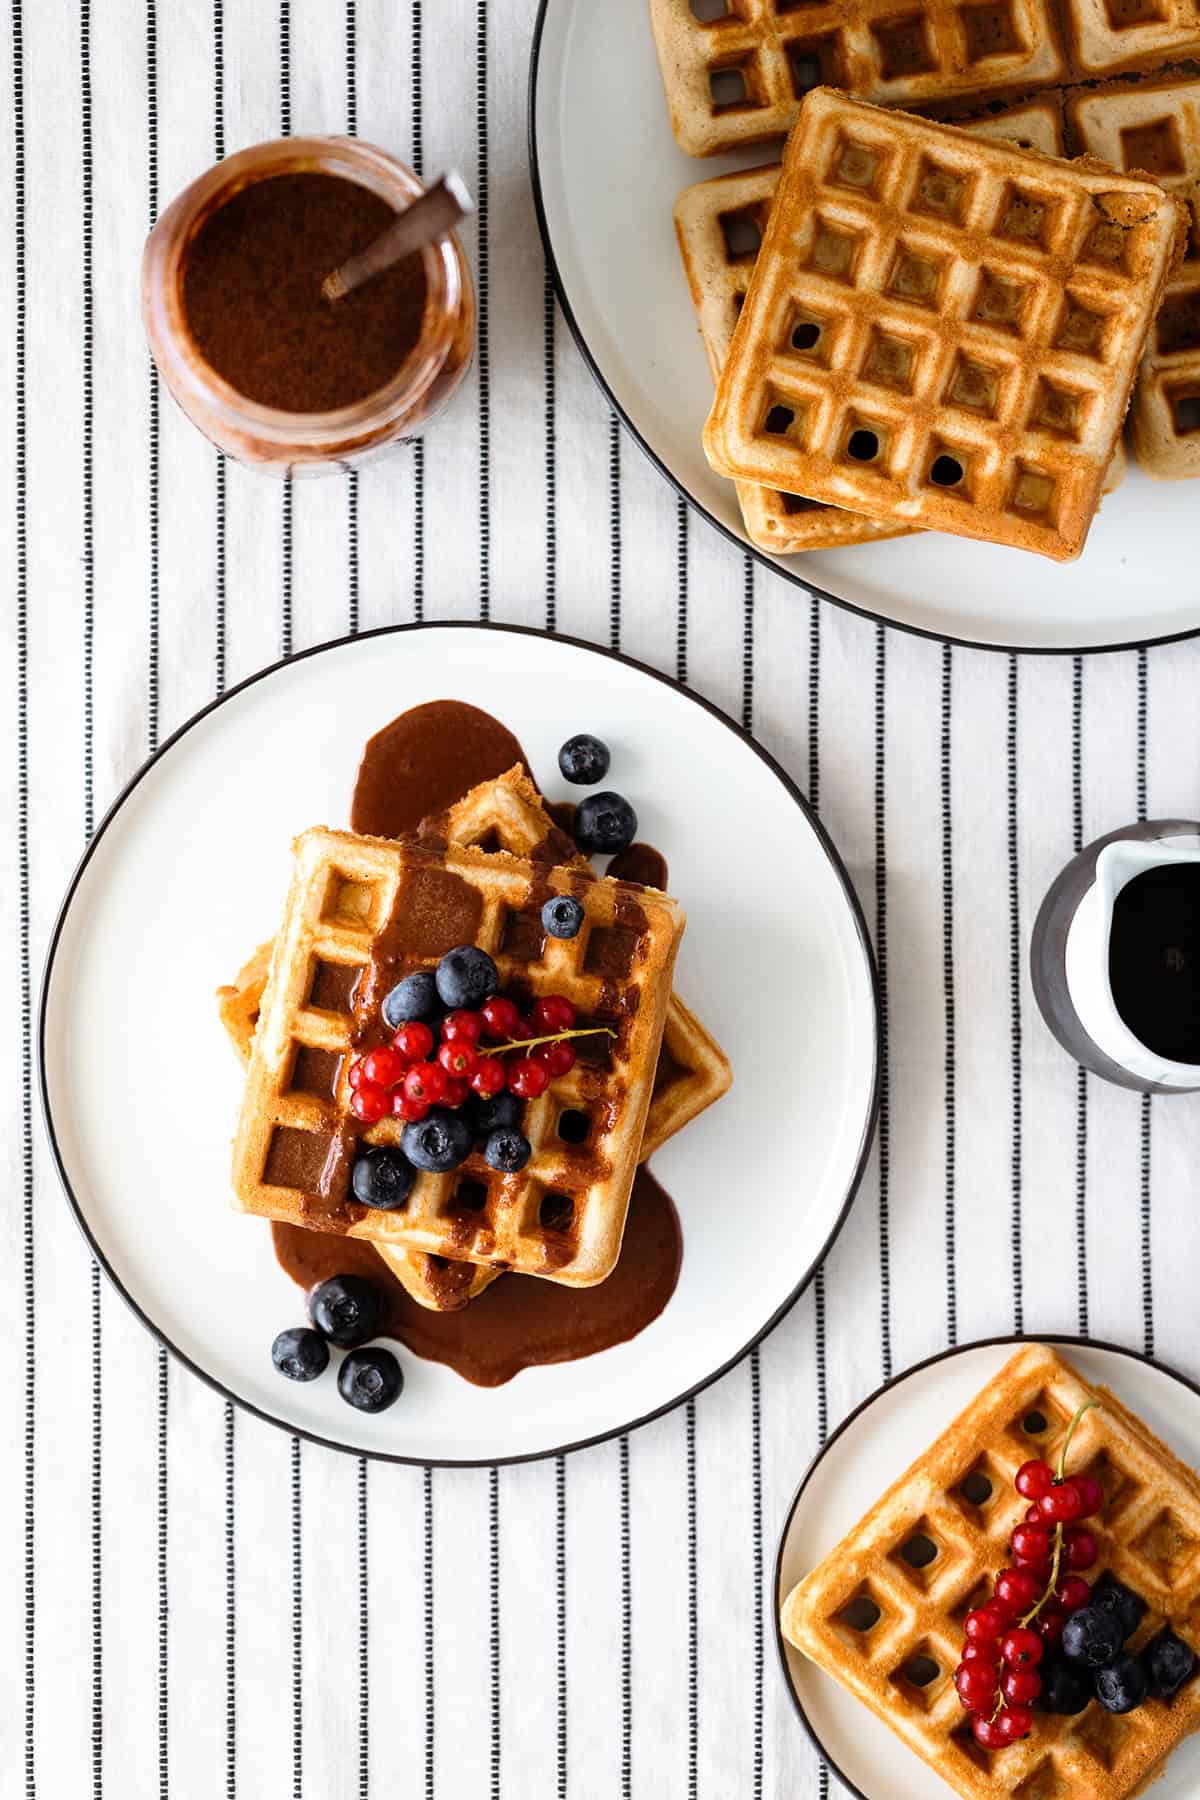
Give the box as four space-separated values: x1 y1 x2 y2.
1109 864 1200 1064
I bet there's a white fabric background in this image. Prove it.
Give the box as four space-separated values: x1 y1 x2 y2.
3 3 1200 1796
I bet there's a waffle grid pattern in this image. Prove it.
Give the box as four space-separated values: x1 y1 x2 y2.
232 828 684 1286
703 91 1183 558
782 1345 1200 1799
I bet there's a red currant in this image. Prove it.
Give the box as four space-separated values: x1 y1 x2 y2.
964 1608 1003 1648
984 1597 1017 1630
1011 1522 1051 1563
1062 1528 1097 1573
1071 1475 1104 1518
442 1010 484 1046
532 994 576 1034
507 1056 549 1099
1001 1628 1043 1669
1001 1667 1042 1706
1037 1482 1083 1524
392 1092 430 1123
350 1082 389 1123
1015 1459 1056 1500
533 1040 576 1078
1037 1606 1067 1649
404 1061 448 1106
481 996 521 1040
348 1058 366 1089
362 1046 407 1090
961 1642 996 1663
438 1041 479 1080
392 1020 434 1063
972 1715 1009 1750
1025 1504 1044 1525
1055 1575 1091 1613
955 1663 997 1709
441 1077 469 1108
995 1568 1041 1613
995 1705 1032 1743
470 1058 507 1098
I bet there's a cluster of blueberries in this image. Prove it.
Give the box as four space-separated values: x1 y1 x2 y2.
1041 1572 1196 1716
272 1275 401 1412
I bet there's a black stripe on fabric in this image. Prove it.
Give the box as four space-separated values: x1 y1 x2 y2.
874 626 891 1383
686 1401 698 1800
423 1466 434 1800
609 417 621 652
357 1458 368 1799
476 0 489 623
555 1455 566 1799
291 1436 302 1800
14 4 33 1784
411 0 425 627
1007 654 1023 1336
411 0 423 181
545 271 557 633
345 0 357 136
675 500 687 685
157 1350 168 1798
941 644 956 1348
213 0 224 159
224 1402 236 1799
348 472 359 636
1136 649 1148 824
489 1468 500 1800
281 475 293 659
1072 657 1088 1338
279 0 291 136
413 439 424 622
751 1355 764 1799
810 596 827 1800
1137 649 1153 1358
619 1434 631 1800
741 556 753 733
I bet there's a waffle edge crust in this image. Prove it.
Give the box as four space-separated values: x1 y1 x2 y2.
702 89 1187 559
781 1343 1200 1799
230 825 685 1287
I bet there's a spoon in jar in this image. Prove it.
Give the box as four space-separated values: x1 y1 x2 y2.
322 171 474 303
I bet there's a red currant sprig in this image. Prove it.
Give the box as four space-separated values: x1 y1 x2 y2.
954 1400 1101 1749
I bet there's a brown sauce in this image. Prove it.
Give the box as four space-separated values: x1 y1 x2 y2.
182 172 428 414
1109 864 1200 1064
270 698 682 1385
608 843 669 890
272 1169 681 1388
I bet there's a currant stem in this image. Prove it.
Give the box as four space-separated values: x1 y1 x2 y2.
477 1025 617 1058
1057 1400 1096 1481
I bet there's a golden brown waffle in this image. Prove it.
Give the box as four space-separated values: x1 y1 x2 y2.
703 90 1183 559
1068 76 1200 477
781 1343 1200 1799
231 828 684 1285
647 0 1200 159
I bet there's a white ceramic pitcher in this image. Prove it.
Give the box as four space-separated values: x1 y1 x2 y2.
1030 820 1200 1094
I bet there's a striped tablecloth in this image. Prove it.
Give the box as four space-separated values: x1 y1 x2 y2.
5 3 1200 1795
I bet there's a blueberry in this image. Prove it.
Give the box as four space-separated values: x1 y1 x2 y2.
435 945 499 1010
1062 1605 1125 1669
485 1127 531 1173
338 1347 404 1414
558 733 611 786
402 1108 473 1174
1143 1628 1197 1700
309 1274 382 1348
573 791 638 856
271 1327 330 1383
1095 1651 1149 1714
1039 1654 1093 1715
464 1090 519 1141
351 1146 415 1211
542 894 585 940
1092 1572 1148 1643
382 970 439 1029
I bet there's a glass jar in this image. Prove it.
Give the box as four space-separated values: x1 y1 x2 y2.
142 136 474 475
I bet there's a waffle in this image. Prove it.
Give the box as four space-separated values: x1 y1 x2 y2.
647 0 1200 159
703 90 1183 559
231 827 684 1285
781 1343 1200 1799
1068 76 1200 477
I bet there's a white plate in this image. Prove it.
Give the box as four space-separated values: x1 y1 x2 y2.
40 624 878 1465
530 0 1200 654
774 1337 1200 1797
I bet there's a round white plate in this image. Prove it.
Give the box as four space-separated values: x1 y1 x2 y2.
40 624 879 1464
531 0 1200 654
774 1336 1200 1797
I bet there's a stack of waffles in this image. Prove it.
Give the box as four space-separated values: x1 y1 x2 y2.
781 1343 1200 1797
220 766 731 1311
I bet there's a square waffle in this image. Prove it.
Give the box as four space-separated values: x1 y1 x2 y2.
648 0 1067 158
231 827 684 1286
781 1343 1200 1799
703 90 1184 559
1068 76 1200 477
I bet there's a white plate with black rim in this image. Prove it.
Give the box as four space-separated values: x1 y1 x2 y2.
773 1335 1200 1797
530 0 1200 655
39 624 879 1465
